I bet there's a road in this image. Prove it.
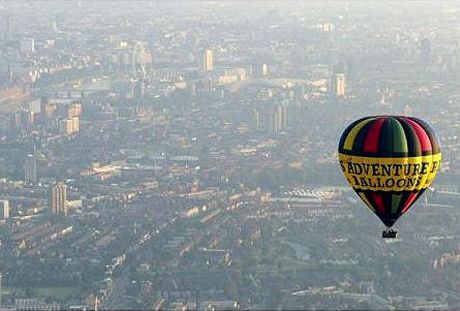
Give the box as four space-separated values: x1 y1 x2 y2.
100 220 174 310
100 204 232 309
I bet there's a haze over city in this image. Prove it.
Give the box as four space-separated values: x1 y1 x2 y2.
0 1 459 310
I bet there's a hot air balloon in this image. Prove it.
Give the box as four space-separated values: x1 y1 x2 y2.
338 116 441 238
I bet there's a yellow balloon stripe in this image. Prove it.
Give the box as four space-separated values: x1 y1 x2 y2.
343 118 375 150
338 153 441 192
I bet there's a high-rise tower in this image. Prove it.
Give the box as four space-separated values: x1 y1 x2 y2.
24 154 38 185
49 182 67 215
331 73 346 98
0 200 9 220
202 49 213 72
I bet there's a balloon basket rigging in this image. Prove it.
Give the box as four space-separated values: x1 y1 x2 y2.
382 228 397 239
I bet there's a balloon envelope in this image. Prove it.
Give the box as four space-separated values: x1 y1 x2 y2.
338 116 441 228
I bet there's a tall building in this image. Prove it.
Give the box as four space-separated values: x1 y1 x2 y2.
202 49 213 72
68 102 82 118
71 117 80 132
280 104 288 129
0 199 10 220
269 104 288 135
49 182 67 215
331 73 346 98
136 45 153 74
252 63 269 78
60 118 72 134
60 117 79 135
29 99 41 114
24 154 38 185
261 64 268 76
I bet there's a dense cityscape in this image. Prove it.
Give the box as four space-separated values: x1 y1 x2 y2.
0 1 460 310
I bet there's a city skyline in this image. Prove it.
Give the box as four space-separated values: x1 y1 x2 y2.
0 1 459 310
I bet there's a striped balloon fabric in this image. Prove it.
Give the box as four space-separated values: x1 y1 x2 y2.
338 116 441 229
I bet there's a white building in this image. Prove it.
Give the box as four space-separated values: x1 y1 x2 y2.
0 199 10 219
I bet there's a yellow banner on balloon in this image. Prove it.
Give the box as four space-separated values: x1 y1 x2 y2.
338 153 441 191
